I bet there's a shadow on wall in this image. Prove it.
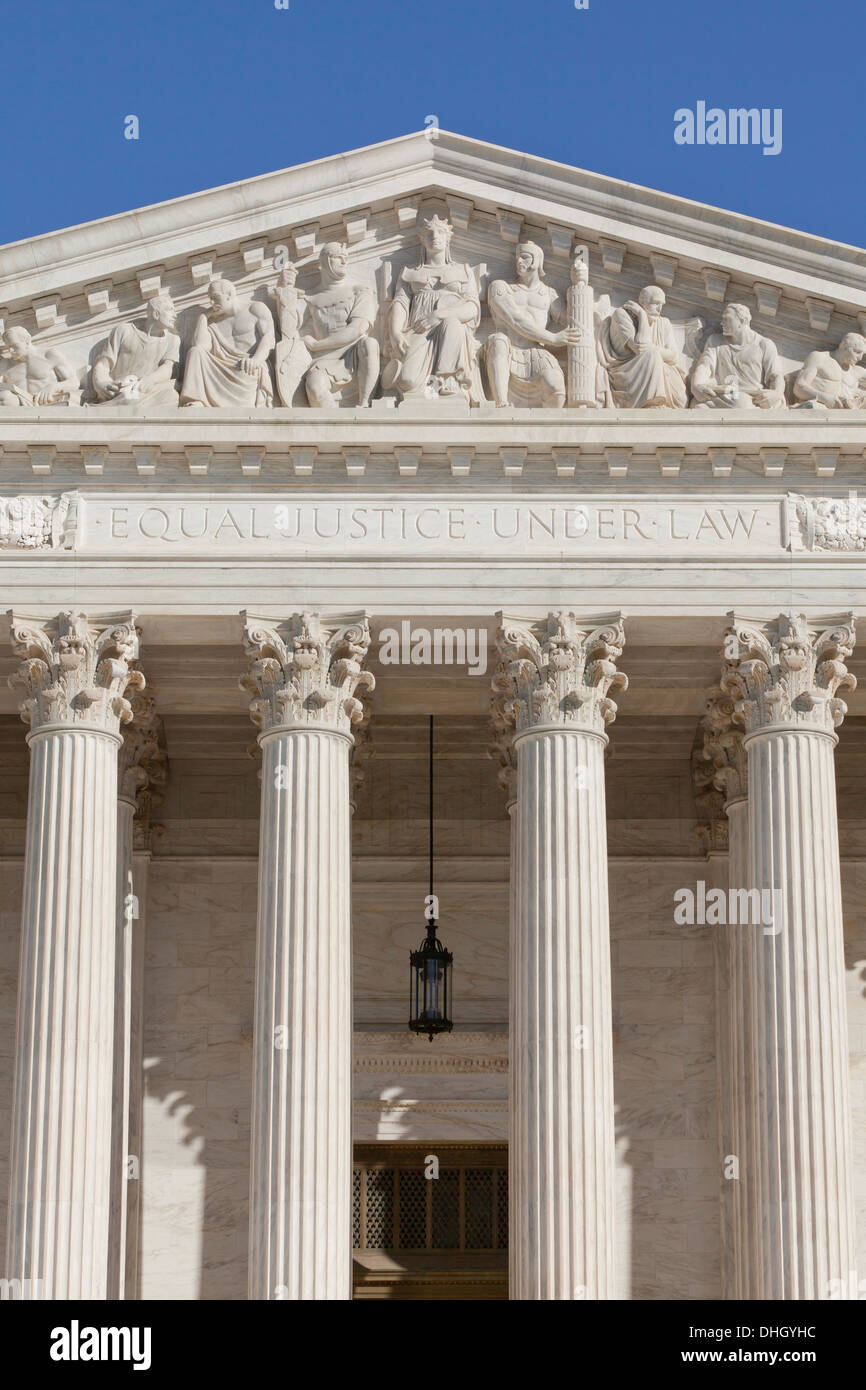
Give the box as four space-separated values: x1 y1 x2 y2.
138 860 256 1301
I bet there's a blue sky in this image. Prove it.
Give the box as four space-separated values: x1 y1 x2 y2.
1 0 863 247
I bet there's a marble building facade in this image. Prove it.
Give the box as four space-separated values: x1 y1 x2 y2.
0 130 865 1300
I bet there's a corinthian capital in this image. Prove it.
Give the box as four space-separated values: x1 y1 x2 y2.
240 611 375 737
721 611 856 736
8 610 142 735
119 689 167 816
492 611 627 740
700 687 748 804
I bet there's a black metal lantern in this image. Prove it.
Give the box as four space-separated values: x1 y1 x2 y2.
409 715 453 1040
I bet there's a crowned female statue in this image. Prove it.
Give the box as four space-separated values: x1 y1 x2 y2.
382 214 483 403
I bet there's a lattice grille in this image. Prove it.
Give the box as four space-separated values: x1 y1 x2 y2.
397 1170 427 1249
431 1168 460 1248
365 1168 394 1249
496 1168 508 1250
464 1169 494 1249
352 1168 361 1248
353 1147 507 1252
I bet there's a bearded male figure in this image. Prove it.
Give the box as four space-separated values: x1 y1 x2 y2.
181 278 274 408
597 285 687 408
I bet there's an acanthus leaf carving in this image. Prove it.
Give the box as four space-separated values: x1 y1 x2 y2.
721 611 856 736
8 610 142 734
240 611 375 737
492 611 627 742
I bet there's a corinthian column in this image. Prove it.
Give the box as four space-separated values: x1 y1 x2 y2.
241 611 374 1301
5 611 141 1300
492 611 627 1300
699 692 751 1299
722 612 857 1300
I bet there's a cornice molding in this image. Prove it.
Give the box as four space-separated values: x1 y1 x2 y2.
2 130 864 312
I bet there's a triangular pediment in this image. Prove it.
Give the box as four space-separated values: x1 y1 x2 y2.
1 130 865 409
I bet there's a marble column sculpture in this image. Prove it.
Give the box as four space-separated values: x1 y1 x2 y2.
109 692 165 1299
722 612 857 1300
241 611 374 1301
699 692 750 1299
492 612 627 1300
5 611 141 1300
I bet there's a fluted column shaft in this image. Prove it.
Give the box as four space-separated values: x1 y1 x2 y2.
512 727 615 1298
108 792 136 1299
724 797 753 1299
5 610 140 1301
249 728 353 1300
242 611 373 1302
745 728 854 1297
493 611 626 1301
724 612 857 1300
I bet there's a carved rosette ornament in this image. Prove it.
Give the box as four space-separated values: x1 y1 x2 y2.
701 688 748 805
493 611 628 741
8 610 142 736
721 611 856 739
240 610 374 739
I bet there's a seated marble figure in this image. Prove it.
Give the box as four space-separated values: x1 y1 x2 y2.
597 286 687 408
382 214 483 403
690 303 784 409
0 326 80 406
486 242 578 408
181 278 275 408
793 333 866 409
91 292 180 407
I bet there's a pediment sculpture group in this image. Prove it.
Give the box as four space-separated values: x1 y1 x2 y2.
2 213 864 412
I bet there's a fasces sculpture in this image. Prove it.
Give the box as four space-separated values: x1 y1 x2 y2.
793 333 866 409
690 303 784 409
181 278 275 408
382 215 483 403
0 327 81 406
300 243 379 408
91 293 180 407
597 286 687 408
269 263 311 407
486 242 577 408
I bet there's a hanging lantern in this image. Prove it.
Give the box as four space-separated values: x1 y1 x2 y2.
409 919 453 1041
408 715 453 1040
